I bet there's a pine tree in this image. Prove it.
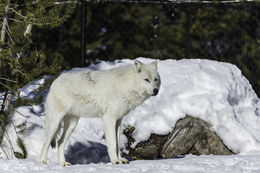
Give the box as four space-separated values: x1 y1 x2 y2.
0 0 76 159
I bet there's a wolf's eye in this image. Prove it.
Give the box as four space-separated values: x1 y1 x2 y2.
154 78 158 82
144 79 150 83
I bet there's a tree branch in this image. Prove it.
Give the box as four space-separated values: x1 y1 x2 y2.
0 18 24 23
6 26 15 45
0 83 17 96
23 24 33 36
0 0 10 53
0 78 18 83
8 8 26 19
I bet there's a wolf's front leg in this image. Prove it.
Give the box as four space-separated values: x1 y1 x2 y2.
103 116 128 164
116 119 129 164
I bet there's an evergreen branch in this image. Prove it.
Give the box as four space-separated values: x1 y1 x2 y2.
22 31 40 65
0 78 18 83
27 18 69 27
14 138 27 159
7 62 24 75
3 1 76 28
0 18 24 23
53 1 80 4
14 95 44 108
8 1 79 7
11 120 26 139
11 121 27 159
6 26 15 45
9 8 26 19
0 82 17 94
6 20 11 35
15 121 26 132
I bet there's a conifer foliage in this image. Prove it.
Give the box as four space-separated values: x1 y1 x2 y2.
0 0 76 159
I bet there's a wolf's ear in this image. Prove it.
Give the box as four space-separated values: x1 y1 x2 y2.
151 61 158 70
134 60 143 73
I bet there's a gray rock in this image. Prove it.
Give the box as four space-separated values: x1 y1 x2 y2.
123 115 233 160
123 126 168 159
161 116 233 158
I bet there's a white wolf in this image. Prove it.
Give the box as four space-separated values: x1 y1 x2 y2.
40 60 161 166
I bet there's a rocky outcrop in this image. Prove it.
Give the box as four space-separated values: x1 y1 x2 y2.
123 116 233 160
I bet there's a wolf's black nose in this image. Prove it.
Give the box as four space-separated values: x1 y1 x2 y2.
153 88 159 96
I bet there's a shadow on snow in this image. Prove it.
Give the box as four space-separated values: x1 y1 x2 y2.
65 141 110 164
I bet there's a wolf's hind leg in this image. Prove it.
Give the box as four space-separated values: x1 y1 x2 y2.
57 115 79 166
40 111 66 165
50 123 62 148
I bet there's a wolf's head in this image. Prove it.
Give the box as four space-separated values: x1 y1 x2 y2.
134 60 161 96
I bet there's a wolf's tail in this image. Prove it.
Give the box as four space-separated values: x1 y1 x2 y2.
50 123 62 148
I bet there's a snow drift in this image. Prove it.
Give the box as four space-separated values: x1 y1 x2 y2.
121 58 260 154
2 58 260 164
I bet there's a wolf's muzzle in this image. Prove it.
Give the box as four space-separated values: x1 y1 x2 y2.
152 88 159 96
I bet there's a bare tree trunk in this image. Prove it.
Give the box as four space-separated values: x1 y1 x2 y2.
0 90 14 140
1 91 14 114
0 0 11 145
23 24 33 36
0 1 10 53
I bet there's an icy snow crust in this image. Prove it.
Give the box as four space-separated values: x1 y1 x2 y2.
1 58 260 172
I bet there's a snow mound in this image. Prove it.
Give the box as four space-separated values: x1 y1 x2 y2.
89 58 260 154
3 58 260 164
121 58 260 154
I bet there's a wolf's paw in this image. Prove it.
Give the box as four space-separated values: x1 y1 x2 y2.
41 160 47 165
60 161 72 166
113 158 129 164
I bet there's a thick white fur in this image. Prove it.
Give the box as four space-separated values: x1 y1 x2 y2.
40 60 161 166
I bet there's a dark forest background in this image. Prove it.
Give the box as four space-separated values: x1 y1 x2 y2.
1 1 260 96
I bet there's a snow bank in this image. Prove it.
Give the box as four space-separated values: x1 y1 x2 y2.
86 58 260 154
121 58 260 154
3 58 260 164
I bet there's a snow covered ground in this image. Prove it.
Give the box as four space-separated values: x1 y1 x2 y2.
0 154 260 173
1 58 260 172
